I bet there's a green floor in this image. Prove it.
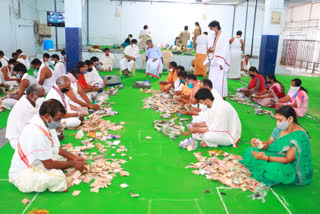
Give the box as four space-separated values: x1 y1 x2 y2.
0 70 319 214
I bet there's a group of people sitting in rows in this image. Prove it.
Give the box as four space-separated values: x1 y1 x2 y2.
239 66 308 117
157 61 312 186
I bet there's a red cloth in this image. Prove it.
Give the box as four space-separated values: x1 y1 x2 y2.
270 83 285 98
249 74 265 92
78 74 88 89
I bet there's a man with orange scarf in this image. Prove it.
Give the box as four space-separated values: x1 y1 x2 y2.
207 21 230 98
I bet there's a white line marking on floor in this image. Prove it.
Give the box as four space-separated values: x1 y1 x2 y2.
194 198 204 214
0 179 8 181
148 199 152 214
22 192 39 214
216 187 230 214
270 188 292 214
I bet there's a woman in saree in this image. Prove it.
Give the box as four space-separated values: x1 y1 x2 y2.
253 74 285 108
240 106 313 186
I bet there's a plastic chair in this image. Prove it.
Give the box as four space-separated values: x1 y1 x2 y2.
162 51 173 70
120 62 136 77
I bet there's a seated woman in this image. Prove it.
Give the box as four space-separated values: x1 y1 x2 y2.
278 78 308 117
158 61 178 91
122 34 132 48
240 106 312 186
239 66 265 97
253 74 285 108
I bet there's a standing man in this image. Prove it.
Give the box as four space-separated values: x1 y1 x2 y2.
179 26 191 50
139 25 152 50
194 32 208 77
51 54 66 80
145 40 163 79
228 30 244 79
207 21 230 99
193 22 202 50
120 39 139 77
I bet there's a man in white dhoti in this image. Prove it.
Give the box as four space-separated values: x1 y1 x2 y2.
9 99 87 193
31 58 56 93
66 68 100 110
84 60 108 87
0 59 19 87
51 54 66 80
187 88 241 148
1 64 37 110
145 40 163 78
0 50 9 68
228 30 244 80
99 49 115 71
16 49 30 70
120 39 139 77
6 84 45 149
46 76 84 128
207 21 230 98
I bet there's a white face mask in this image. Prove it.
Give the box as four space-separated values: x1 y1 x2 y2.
289 86 300 97
199 103 208 111
169 68 173 72
132 44 137 48
10 65 14 69
277 120 289 131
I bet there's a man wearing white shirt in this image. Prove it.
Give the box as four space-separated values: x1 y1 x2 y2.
84 60 108 87
120 39 139 77
0 50 9 68
6 84 45 149
51 54 66 80
16 49 30 70
194 32 208 77
99 49 115 71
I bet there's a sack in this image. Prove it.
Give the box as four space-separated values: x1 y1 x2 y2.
103 75 121 86
134 81 151 89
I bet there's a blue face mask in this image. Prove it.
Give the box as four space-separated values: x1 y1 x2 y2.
181 79 186 84
16 73 21 78
83 70 88 74
34 69 39 72
188 83 194 89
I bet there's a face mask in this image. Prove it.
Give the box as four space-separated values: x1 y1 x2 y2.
34 69 39 72
61 88 70 93
10 65 14 69
169 68 173 72
188 83 194 89
132 44 137 48
47 116 62 130
83 70 88 74
199 103 208 111
266 81 271 85
35 97 45 108
249 74 255 78
16 73 21 78
290 86 300 93
181 79 186 84
277 120 289 131
88 68 93 72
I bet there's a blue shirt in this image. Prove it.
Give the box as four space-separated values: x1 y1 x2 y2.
146 45 162 59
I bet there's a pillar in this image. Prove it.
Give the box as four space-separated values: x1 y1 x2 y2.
258 0 284 76
65 0 82 72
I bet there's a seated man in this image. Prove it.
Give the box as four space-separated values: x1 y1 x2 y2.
100 48 115 71
158 61 178 91
31 58 55 93
76 61 100 101
12 52 18 60
239 66 265 97
188 88 241 148
278 78 308 117
241 55 251 76
0 50 9 68
41 53 50 67
6 84 45 149
46 76 84 128
9 99 87 193
84 60 108 87
145 40 163 79
16 49 30 70
120 39 139 77
0 59 19 87
51 54 66 80
60 50 66 63
1 64 37 109
66 67 100 110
